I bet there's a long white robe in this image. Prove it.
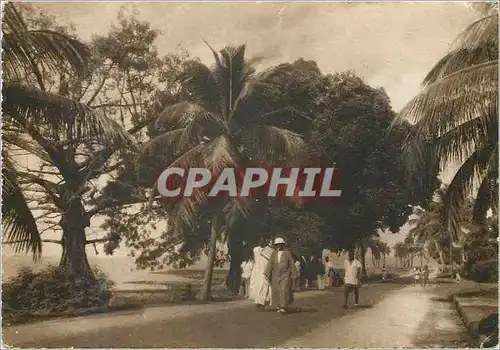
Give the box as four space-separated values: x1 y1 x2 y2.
249 246 272 305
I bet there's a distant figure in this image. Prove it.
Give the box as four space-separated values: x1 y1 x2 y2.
382 265 387 281
422 265 430 286
455 272 462 282
264 237 297 314
413 267 420 286
316 256 326 290
181 284 196 301
325 256 335 287
240 255 254 298
294 260 301 291
249 237 273 308
343 250 362 309
305 255 316 289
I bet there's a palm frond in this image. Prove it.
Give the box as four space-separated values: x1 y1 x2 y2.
202 136 239 173
453 14 498 51
472 145 498 224
444 144 496 241
401 60 498 132
3 84 135 148
423 15 498 85
3 131 52 163
2 153 41 259
430 113 495 169
240 125 305 167
182 60 221 115
214 45 248 118
2 3 91 83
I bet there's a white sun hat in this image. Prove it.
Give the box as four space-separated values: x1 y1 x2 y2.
274 237 286 245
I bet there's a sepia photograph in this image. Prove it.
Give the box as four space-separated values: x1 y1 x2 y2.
1 1 498 348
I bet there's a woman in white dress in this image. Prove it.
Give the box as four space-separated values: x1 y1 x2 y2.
249 237 273 307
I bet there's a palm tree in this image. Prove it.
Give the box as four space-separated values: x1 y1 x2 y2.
397 6 498 244
378 241 391 267
142 44 310 300
2 2 90 258
2 3 134 278
393 242 408 267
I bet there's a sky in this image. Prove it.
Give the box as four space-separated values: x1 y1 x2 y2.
4 2 480 258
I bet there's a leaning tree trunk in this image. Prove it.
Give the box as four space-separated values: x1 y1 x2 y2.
433 240 446 266
60 198 94 281
226 232 243 295
200 224 219 301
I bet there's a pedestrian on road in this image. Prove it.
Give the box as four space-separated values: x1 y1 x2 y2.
316 256 326 290
240 254 254 298
413 267 420 286
382 265 387 280
325 256 335 288
343 250 362 309
422 265 430 286
264 237 297 314
294 260 301 291
249 237 273 308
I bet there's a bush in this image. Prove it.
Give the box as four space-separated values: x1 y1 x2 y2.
466 259 498 283
464 239 498 282
2 265 115 323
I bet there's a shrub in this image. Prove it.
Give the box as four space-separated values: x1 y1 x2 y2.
2 265 115 323
464 239 498 282
466 259 498 283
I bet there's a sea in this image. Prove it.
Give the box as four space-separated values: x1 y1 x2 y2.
2 254 214 290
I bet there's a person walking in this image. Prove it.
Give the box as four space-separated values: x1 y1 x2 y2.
422 265 430 286
382 265 387 281
316 256 326 290
294 260 301 291
249 237 273 308
264 237 297 314
343 250 362 309
240 254 254 298
413 267 420 286
325 256 335 288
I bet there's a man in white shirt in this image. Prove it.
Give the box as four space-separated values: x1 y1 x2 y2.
343 249 362 309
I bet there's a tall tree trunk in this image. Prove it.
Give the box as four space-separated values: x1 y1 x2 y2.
371 253 376 267
200 224 219 301
226 232 243 295
433 240 446 266
383 254 386 267
60 198 94 281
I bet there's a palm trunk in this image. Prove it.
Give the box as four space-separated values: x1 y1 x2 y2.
383 254 386 266
433 240 445 266
60 198 94 281
200 224 219 301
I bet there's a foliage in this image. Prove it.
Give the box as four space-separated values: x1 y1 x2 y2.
308 71 439 251
465 259 498 283
2 266 114 323
396 11 499 241
2 5 190 278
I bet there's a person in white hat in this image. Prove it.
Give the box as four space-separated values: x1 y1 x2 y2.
264 237 297 314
